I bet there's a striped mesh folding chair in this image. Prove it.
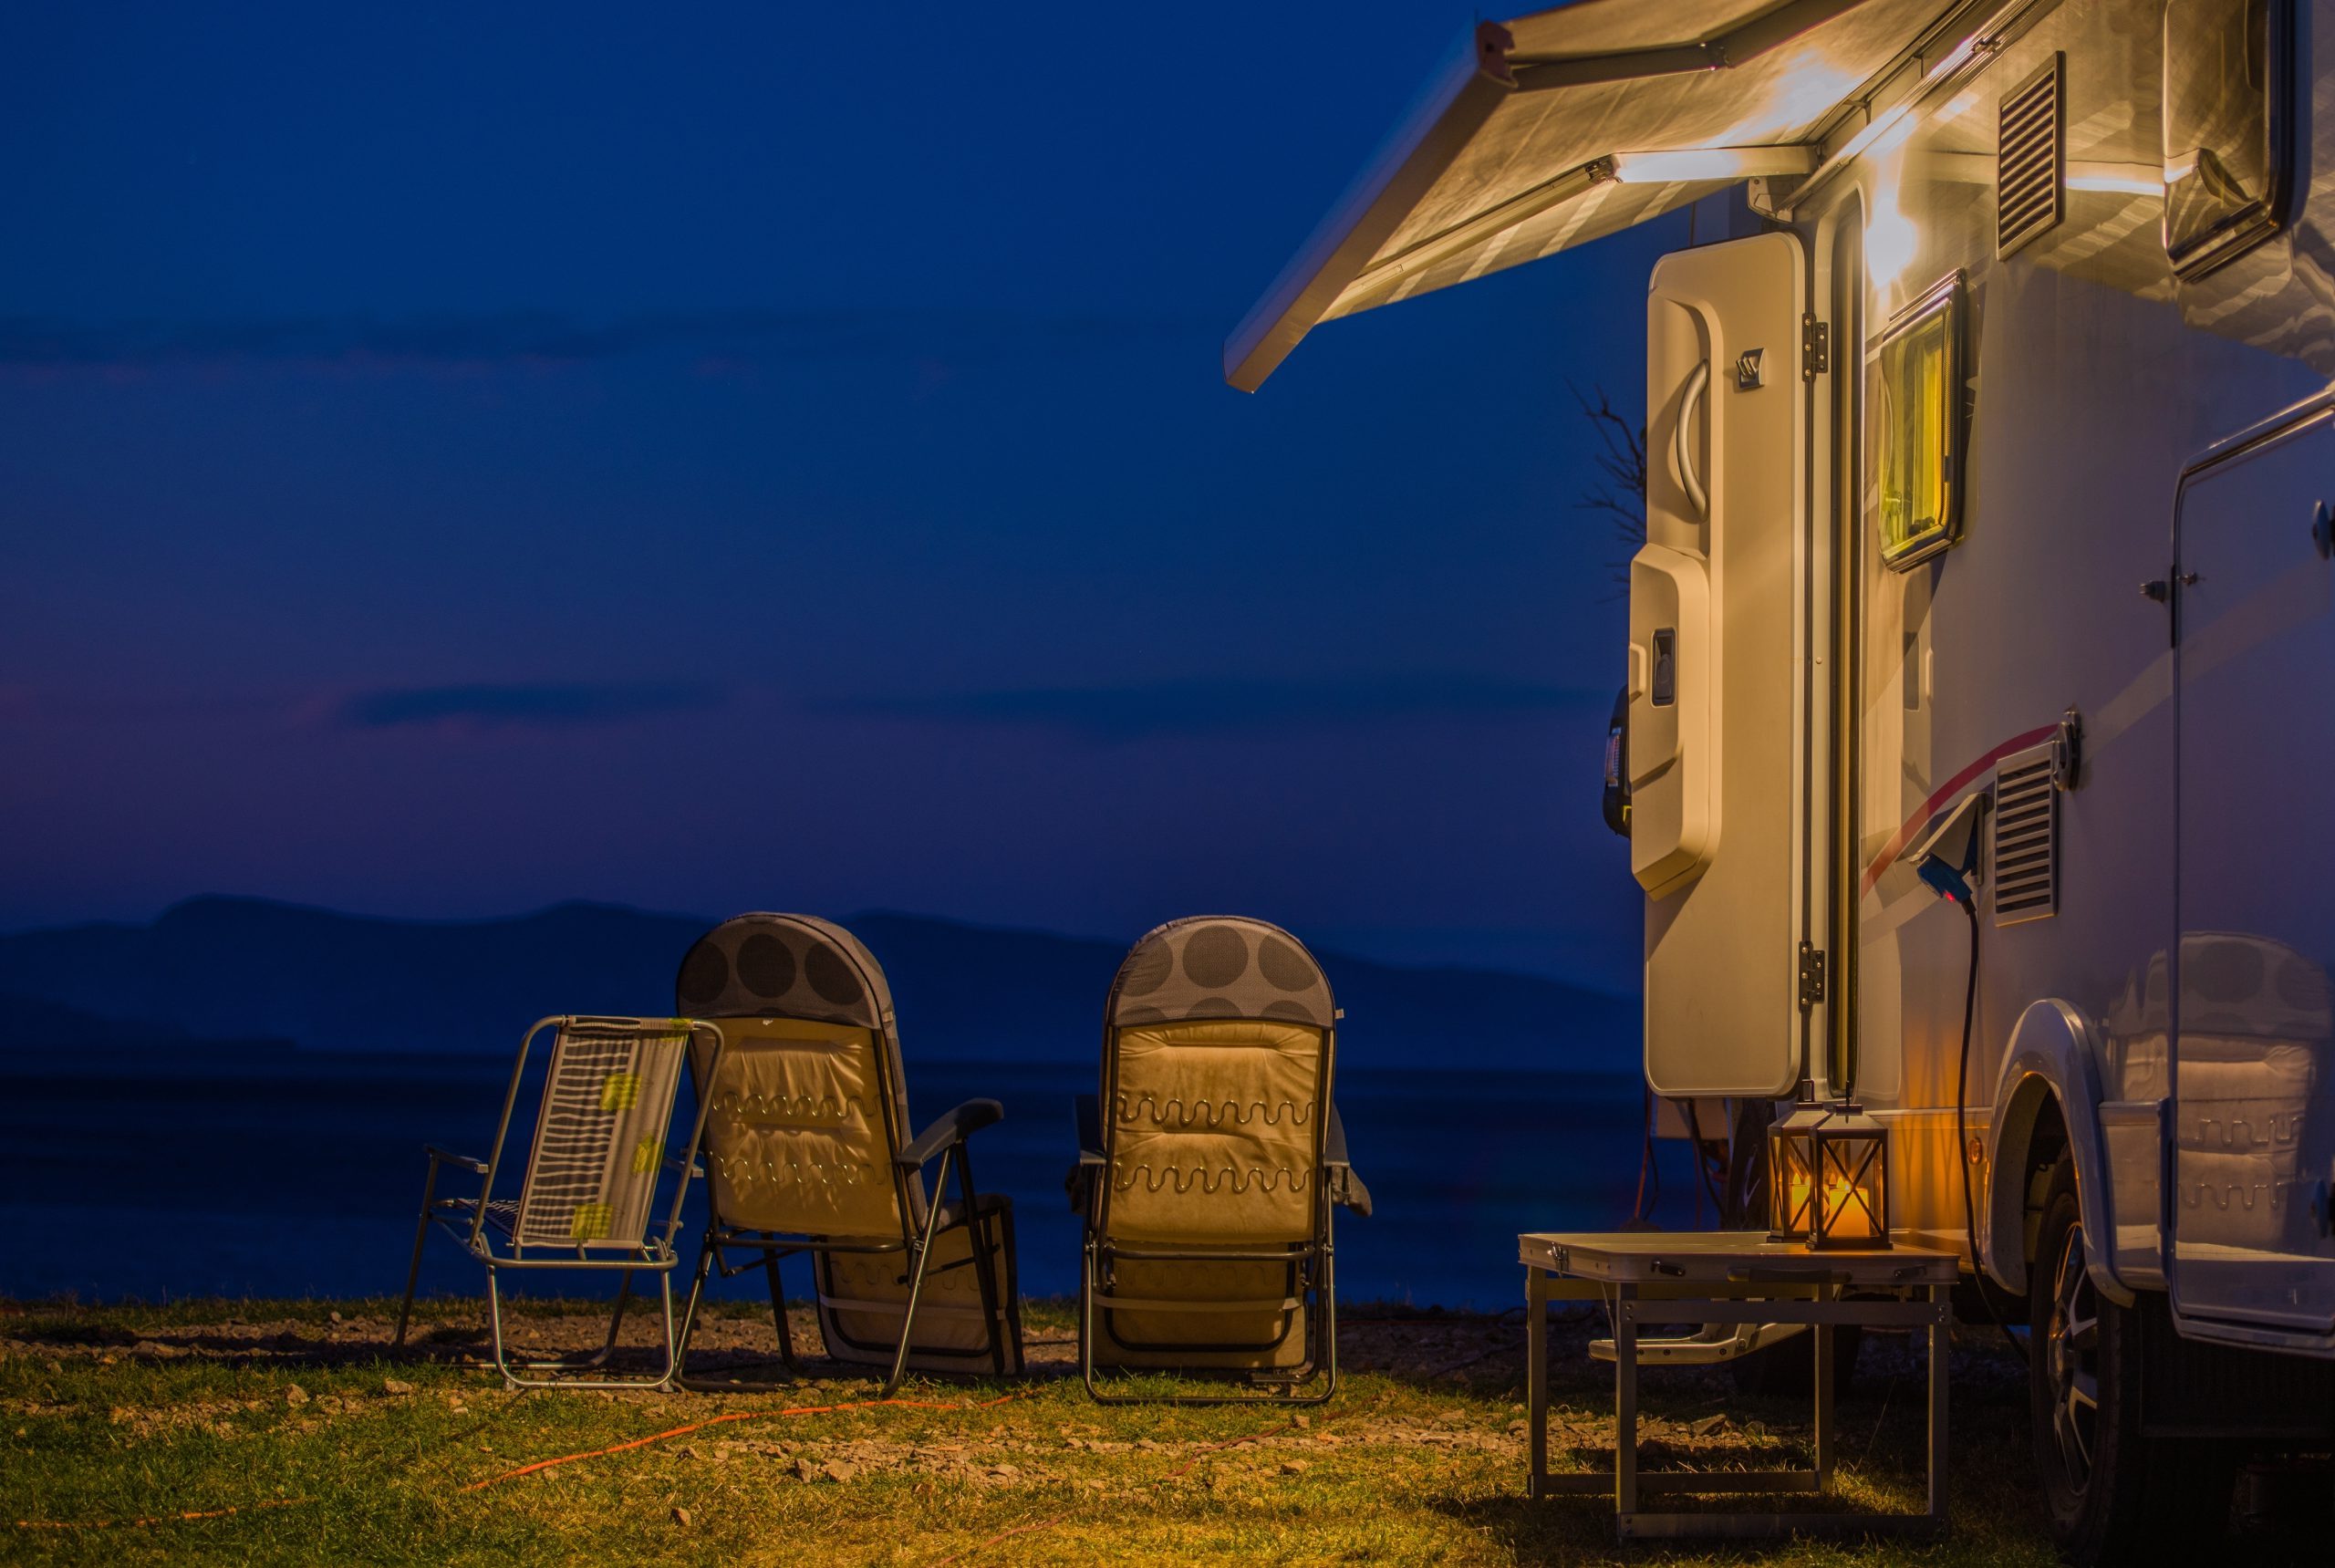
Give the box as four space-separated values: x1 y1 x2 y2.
669 914 1023 1396
394 1015 720 1391
1068 917 1371 1405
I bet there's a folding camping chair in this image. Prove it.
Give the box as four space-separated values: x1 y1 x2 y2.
1069 917 1369 1404
669 913 1023 1395
393 1014 719 1391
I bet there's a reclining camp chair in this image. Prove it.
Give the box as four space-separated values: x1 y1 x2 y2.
1070 917 1369 1404
394 1014 719 1391
670 913 1023 1394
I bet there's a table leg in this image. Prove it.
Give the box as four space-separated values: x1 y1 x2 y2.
1615 1286 1638 1519
1813 1299 1834 1491
1527 1266 1548 1500
1928 1282 1949 1523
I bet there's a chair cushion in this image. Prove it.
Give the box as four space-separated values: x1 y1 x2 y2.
693 1017 907 1238
1103 1018 1324 1246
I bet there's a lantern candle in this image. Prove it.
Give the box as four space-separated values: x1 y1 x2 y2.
1769 1099 1890 1250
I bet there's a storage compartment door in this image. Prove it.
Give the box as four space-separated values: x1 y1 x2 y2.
1627 543 1711 895
1638 231 1807 1100
2172 401 2335 1343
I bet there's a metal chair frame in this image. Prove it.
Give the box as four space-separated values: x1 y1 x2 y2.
1074 1036 1350 1407
394 1014 721 1392
670 1006 1022 1397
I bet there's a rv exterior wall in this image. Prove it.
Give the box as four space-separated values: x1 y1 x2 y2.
1763 0 2335 1348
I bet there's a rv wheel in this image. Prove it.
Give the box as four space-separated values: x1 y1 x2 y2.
2029 1158 2233 1564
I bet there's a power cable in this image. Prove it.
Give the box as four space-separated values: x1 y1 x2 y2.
1955 896 2027 1366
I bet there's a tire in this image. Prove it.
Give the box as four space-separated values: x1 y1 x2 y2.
2030 1157 2235 1564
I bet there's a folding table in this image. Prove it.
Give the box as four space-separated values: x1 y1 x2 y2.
1520 1231 1959 1540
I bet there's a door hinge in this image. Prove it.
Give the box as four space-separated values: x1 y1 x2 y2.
1798 941 1828 1009
1801 314 1830 380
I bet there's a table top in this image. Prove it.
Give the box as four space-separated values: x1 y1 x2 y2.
1519 1231 1960 1285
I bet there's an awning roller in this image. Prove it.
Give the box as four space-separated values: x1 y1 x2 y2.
1224 0 1960 390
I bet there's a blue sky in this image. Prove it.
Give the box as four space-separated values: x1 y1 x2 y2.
0 3 1673 987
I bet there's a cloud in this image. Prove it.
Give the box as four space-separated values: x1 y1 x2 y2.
818 675 1598 741
0 307 1208 373
337 681 722 730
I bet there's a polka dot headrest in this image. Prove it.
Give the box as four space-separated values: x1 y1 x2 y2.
674 912 895 1033
1107 916 1334 1030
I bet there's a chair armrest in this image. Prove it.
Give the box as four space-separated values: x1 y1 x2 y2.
1065 1094 1107 1212
1323 1104 1372 1218
424 1145 489 1175
896 1098 1004 1168
1074 1093 1105 1164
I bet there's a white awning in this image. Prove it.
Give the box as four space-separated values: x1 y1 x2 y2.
1224 0 1958 390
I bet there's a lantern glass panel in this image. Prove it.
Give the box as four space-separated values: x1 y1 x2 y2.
1808 1107 1890 1251
1767 1106 1826 1243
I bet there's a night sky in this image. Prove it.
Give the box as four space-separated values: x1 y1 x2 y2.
1 3 1676 989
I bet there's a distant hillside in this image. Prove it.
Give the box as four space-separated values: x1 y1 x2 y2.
0 898 1637 1070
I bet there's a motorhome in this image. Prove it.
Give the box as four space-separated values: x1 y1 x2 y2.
1229 0 2335 1557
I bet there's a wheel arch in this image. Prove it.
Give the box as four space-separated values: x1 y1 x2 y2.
1986 998 2137 1306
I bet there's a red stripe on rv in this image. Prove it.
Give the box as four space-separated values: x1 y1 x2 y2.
1860 724 2060 896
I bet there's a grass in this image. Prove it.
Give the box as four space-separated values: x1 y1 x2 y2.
0 1294 2060 1565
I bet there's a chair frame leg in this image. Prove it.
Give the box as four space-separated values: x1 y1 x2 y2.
483 1262 680 1393
883 1146 954 1396
953 1142 1012 1379
677 1232 811 1392
394 1156 442 1349
764 1241 801 1372
994 1203 1026 1376
674 1238 714 1386
574 1271 634 1370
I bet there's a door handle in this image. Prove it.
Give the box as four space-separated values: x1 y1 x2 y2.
1673 359 1710 521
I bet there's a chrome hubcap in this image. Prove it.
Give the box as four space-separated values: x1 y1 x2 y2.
2045 1222 2101 1495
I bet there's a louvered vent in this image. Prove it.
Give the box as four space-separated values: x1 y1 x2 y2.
1997 53 2065 257
1992 745 2059 925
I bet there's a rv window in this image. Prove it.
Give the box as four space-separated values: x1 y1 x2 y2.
1869 275 1964 571
2163 0 2292 278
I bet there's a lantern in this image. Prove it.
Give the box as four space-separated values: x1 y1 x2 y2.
1769 1101 1891 1250
1766 1099 1829 1243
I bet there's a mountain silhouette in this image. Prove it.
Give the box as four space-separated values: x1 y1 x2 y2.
0 897 1636 1070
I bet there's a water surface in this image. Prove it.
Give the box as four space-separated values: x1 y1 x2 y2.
1 1051 1705 1310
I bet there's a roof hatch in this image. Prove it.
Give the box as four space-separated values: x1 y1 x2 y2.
1224 0 1963 390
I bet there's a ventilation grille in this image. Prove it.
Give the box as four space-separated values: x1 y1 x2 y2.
1992 746 2059 924
1997 53 2065 258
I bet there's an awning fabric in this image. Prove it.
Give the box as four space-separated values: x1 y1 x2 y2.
1224 0 1957 389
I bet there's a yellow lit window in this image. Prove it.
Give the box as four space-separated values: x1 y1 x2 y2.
1869 274 1965 570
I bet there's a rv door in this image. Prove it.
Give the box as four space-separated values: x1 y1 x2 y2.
2171 396 2335 1345
1633 232 1808 1100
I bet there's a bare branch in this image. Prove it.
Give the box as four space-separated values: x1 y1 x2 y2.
1568 380 1647 591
